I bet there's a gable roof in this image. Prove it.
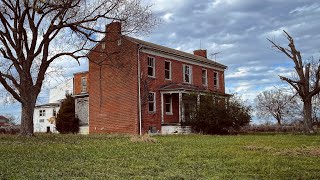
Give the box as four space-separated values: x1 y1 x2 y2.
124 36 227 70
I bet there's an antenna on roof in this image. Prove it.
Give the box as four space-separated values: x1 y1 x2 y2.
210 51 222 61
199 39 202 50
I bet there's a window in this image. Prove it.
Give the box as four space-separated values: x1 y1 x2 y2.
214 72 219 89
165 61 171 80
53 109 57 117
202 69 208 86
148 57 155 77
183 65 192 84
39 119 44 123
165 94 172 114
39 110 46 117
148 92 156 113
81 77 87 92
65 90 70 95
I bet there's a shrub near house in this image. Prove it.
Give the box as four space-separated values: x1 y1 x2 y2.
186 95 251 134
56 95 79 134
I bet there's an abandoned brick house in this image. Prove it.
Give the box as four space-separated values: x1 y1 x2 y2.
73 22 229 134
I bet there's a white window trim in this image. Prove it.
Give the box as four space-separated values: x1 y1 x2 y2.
202 68 208 86
148 92 156 113
81 77 87 92
165 94 173 115
214 71 219 89
148 56 156 78
183 64 192 84
165 60 172 80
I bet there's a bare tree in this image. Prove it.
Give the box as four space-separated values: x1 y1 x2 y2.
0 0 157 136
268 31 320 133
255 88 299 125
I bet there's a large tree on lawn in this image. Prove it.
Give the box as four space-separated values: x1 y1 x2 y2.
0 0 156 136
268 31 320 133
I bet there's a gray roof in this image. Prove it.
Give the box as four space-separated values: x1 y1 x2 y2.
35 103 60 108
124 36 227 70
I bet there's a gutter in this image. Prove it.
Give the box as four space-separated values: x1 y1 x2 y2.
137 44 143 135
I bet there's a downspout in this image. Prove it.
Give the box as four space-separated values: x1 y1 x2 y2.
137 44 143 135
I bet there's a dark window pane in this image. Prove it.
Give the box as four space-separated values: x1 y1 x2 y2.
165 70 170 79
149 103 154 112
148 67 153 76
166 104 171 112
165 61 170 70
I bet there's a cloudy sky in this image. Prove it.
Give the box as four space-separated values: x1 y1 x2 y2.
1 0 320 123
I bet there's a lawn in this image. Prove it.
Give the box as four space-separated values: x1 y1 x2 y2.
1 134 320 179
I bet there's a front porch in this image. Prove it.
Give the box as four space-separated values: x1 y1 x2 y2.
158 83 230 134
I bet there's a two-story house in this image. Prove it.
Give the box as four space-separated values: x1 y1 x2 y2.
83 22 229 135
33 79 73 133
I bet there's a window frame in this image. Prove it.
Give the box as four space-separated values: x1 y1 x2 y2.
53 109 57 117
81 77 87 92
202 68 208 86
147 56 156 78
183 64 192 84
164 60 172 80
213 71 219 89
148 92 156 113
165 94 173 115
39 109 46 117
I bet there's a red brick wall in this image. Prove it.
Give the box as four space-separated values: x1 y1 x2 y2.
88 29 139 134
73 72 89 95
140 52 225 133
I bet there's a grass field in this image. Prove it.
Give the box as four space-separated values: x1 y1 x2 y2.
1 134 320 179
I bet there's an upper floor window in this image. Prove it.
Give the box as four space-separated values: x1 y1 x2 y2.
148 92 156 113
81 77 87 92
202 69 208 86
214 72 219 89
165 61 171 80
183 65 192 84
148 57 155 77
39 110 46 117
53 109 57 117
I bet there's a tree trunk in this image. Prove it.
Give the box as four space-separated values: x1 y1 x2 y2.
20 99 37 136
303 98 314 134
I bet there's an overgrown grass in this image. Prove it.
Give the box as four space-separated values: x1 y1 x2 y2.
1 134 320 179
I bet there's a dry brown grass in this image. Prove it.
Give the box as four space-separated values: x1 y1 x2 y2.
130 134 157 143
276 147 320 157
244 145 320 157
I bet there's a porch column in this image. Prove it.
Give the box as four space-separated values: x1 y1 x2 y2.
161 92 164 123
197 94 200 106
179 92 182 123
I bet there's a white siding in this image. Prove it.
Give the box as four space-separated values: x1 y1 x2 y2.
33 106 60 133
49 78 73 103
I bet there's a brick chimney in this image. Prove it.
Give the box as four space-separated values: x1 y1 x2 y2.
193 49 207 58
106 21 122 34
